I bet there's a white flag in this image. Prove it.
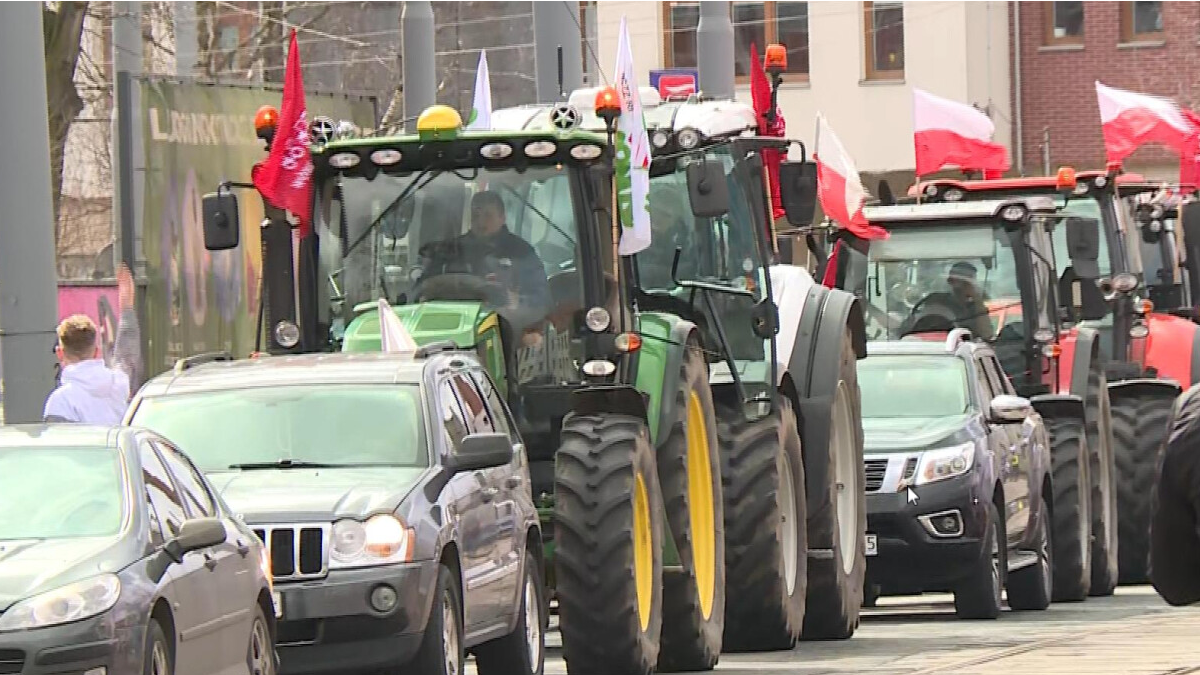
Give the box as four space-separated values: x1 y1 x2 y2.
467 50 492 130
378 298 418 353
614 16 652 255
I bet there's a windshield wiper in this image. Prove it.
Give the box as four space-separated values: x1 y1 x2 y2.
344 169 437 259
228 459 339 470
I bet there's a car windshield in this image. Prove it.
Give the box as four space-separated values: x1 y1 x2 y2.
843 222 1023 342
130 385 428 471
859 356 972 418
0 446 125 540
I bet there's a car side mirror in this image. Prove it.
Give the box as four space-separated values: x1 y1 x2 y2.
1065 216 1100 279
778 160 818 226
445 433 513 473
203 190 241 250
163 518 227 564
686 160 730 218
751 298 779 339
989 394 1032 423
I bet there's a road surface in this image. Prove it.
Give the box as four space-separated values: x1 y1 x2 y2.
472 587 1200 674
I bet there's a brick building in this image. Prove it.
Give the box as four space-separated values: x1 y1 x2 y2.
1013 1 1200 179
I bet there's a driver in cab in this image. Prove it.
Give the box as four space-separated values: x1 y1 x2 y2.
946 262 995 340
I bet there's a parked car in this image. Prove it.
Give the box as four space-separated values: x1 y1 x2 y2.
0 424 276 675
124 349 546 675
858 330 1053 618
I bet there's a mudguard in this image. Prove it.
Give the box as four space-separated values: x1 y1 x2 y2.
634 312 698 446
570 384 649 423
1108 378 1183 404
1143 312 1200 388
1030 393 1086 424
1062 324 1101 398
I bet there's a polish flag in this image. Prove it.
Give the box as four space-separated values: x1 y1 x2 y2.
913 89 1009 176
1097 81 1198 163
1180 109 1200 193
815 113 888 239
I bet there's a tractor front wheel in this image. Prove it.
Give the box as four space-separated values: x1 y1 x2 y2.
1086 372 1118 597
555 414 664 675
1112 388 1174 584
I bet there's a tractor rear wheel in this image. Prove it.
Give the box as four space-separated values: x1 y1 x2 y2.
657 342 725 672
555 413 664 675
1086 372 1118 597
717 398 807 652
1046 414 1091 602
802 331 866 640
1112 388 1174 584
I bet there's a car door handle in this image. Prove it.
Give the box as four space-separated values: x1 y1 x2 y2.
504 475 523 489
480 486 499 502
236 539 251 558
203 552 218 571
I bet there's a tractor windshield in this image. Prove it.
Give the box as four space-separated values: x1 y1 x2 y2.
842 222 1047 349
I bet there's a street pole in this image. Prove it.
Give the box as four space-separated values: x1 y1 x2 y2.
0 2 62 423
533 1 583 103
697 1 735 99
401 1 436 120
112 1 143 273
174 1 198 77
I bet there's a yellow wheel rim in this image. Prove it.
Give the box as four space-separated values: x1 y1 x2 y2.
633 472 654 631
686 391 717 620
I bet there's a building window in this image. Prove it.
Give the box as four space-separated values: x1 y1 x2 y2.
663 2 810 80
864 1 904 81
1121 1 1164 42
1044 1 1084 45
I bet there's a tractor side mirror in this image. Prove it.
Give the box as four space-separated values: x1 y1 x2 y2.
686 161 731 218
1065 216 1101 279
751 298 780 339
778 160 818 226
202 191 241 250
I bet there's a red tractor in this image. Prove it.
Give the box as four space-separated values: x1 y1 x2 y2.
908 167 1200 584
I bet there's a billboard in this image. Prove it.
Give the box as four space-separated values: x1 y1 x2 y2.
139 79 375 377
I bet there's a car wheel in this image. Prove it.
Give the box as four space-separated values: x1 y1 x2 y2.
954 501 1004 620
1006 493 1053 611
144 618 173 675
474 550 546 675
409 563 464 675
247 604 276 675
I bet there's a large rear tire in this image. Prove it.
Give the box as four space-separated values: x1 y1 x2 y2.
657 342 725 672
555 414 664 675
801 331 866 640
1086 372 1118 597
717 398 808 652
1046 414 1091 602
1112 388 1174 585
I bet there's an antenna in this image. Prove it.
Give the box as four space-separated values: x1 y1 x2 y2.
557 45 565 99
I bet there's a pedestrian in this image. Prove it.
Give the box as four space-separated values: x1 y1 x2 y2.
1150 383 1200 605
43 264 141 424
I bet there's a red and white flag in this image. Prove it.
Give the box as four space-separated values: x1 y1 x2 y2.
1180 109 1200 193
815 113 888 239
252 30 314 237
1096 81 1198 163
913 88 1009 176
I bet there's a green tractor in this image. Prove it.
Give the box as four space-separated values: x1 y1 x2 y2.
202 86 867 674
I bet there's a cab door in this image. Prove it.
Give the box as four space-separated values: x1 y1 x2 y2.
980 356 1031 543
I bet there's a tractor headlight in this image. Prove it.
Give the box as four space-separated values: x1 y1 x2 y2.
585 306 611 332
1074 182 1091 195
0 574 121 632
524 140 557 158
677 127 701 149
916 443 975 485
328 152 360 169
1001 205 1026 222
370 149 402 166
570 143 603 160
480 142 513 159
943 188 965 202
330 515 414 569
1111 272 1139 293
651 129 670 149
274 320 300 348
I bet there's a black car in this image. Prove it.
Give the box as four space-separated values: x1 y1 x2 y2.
0 424 276 675
125 349 546 675
858 330 1053 618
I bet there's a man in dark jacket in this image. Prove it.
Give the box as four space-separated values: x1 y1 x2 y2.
1150 383 1200 605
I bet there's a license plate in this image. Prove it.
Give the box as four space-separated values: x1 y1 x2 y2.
272 590 283 619
865 534 878 556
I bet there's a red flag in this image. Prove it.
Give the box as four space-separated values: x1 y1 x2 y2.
913 89 1009 176
815 114 888 240
252 30 314 237
1179 109 1200 194
748 44 785 220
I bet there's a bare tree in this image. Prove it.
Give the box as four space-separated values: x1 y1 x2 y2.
43 1 90 234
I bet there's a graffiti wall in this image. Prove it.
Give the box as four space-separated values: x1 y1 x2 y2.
139 79 375 377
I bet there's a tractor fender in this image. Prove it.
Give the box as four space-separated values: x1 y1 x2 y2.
1107 378 1183 404
569 384 650 424
1030 393 1086 423
641 317 701 447
1143 312 1200 388
769 264 867 390
1065 324 1101 399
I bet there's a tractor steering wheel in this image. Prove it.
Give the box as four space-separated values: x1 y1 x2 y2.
412 273 509 306
898 292 965 336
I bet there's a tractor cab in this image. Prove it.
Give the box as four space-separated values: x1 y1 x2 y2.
831 196 1071 398
1118 182 1197 318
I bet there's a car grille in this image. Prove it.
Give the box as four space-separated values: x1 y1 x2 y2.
252 524 330 581
864 458 889 492
0 648 23 674
902 457 919 481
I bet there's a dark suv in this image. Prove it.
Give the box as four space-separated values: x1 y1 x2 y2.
858 330 1053 618
124 349 546 675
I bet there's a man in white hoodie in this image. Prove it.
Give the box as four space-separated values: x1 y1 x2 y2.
44 265 141 424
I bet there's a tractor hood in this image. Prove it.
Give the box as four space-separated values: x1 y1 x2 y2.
342 300 486 352
205 467 427 523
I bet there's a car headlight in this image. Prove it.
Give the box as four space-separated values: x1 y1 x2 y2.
916 443 975 485
0 574 121 632
330 514 414 569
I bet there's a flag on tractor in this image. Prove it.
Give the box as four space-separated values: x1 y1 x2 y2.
251 29 314 237
815 113 888 240
1180 108 1200 193
1096 81 1197 163
913 88 1009 177
748 43 785 220
377 298 418 353
614 15 652 256
467 50 492 130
